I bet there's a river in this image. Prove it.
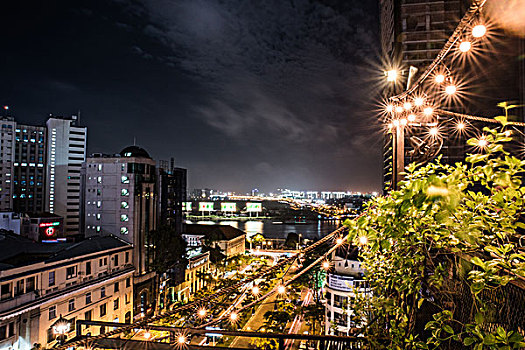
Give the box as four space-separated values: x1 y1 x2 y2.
185 219 341 240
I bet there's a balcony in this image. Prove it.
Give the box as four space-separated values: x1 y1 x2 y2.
0 292 37 313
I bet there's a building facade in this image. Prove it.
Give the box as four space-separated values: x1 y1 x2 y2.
45 116 87 237
324 253 369 336
82 146 158 319
183 224 246 259
0 233 133 350
157 159 187 235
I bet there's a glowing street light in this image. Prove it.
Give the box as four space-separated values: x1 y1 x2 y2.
252 286 260 296
403 102 412 110
230 312 238 322
435 74 445 84
395 106 404 113
429 127 439 137
472 24 487 38
478 137 488 148
177 335 187 345
407 114 416 122
197 308 207 318
144 331 151 340
336 237 344 245
359 235 368 246
414 97 424 106
392 119 400 127
322 261 330 270
277 285 286 294
400 118 407 126
386 104 394 113
456 122 465 130
423 107 433 116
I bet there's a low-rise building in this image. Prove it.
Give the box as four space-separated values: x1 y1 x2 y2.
170 250 210 304
20 212 64 242
324 248 370 336
0 212 21 234
183 224 246 258
0 232 134 349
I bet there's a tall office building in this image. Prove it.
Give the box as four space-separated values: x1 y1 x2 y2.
0 117 17 211
45 116 87 236
82 146 157 318
157 157 187 235
0 117 47 213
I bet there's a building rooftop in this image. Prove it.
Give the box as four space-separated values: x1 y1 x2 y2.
0 231 130 270
120 145 151 159
185 224 246 241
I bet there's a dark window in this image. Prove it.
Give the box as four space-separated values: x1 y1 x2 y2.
66 266 77 279
68 299 75 311
86 292 92 304
84 310 92 321
113 298 119 310
114 282 119 293
86 261 91 275
99 303 106 317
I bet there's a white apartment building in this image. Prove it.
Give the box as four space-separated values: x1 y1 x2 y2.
0 232 133 350
45 116 87 236
324 253 370 336
0 118 16 211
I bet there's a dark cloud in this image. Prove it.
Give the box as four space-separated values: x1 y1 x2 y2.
0 0 382 193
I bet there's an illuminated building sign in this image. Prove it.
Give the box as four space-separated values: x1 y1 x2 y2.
39 221 60 227
182 202 192 211
199 202 214 211
221 202 236 212
246 203 262 212
45 227 56 237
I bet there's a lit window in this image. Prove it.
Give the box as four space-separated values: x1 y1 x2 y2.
120 227 128 234
121 176 129 184
98 164 102 171
120 214 128 222
121 188 129 196
96 226 101 232
96 213 101 220
97 176 102 183
97 201 101 208
120 201 129 209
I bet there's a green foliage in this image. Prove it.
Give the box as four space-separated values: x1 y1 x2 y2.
344 126 525 349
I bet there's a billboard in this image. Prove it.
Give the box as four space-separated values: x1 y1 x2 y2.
39 221 61 239
182 202 192 211
199 202 214 211
246 202 262 212
221 202 236 212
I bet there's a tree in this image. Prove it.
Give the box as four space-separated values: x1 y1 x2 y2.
345 126 525 349
149 225 188 274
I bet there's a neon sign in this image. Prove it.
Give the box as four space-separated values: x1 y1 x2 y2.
39 222 60 227
45 227 55 237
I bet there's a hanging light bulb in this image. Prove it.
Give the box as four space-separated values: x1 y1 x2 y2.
423 107 433 116
435 74 445 84
445 85 457 95
277 285 286 294
322 261 330 270
429 127 439 136
456 122 465 130
230 312 238 322
386 104 394 113
386 69 398 82
472 24 487 38
403 102 412 110
408 114 416 122
478 137 488 148
459 41 471 52
414 97 424 106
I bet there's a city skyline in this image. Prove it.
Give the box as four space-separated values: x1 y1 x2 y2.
0 0 382 193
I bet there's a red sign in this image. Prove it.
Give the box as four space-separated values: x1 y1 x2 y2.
45 227 55 237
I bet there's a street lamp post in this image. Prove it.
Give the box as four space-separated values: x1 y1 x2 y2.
52 315 71 345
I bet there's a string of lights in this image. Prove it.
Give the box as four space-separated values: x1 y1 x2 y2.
436 109 525 127
390 0 487 102
54 227 347 350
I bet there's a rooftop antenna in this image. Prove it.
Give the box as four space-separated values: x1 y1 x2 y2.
77 109 81 125
133 137 136 146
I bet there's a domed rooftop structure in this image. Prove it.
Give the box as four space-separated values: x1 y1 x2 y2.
119 146 151 159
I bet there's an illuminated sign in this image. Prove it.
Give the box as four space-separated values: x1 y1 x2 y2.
182 202 192 211
221 202 236 212
246 202 262 212
45 227 55 237
199 202 214 211
39 221 60 227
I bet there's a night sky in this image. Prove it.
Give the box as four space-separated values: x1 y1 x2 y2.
0 0 382 193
